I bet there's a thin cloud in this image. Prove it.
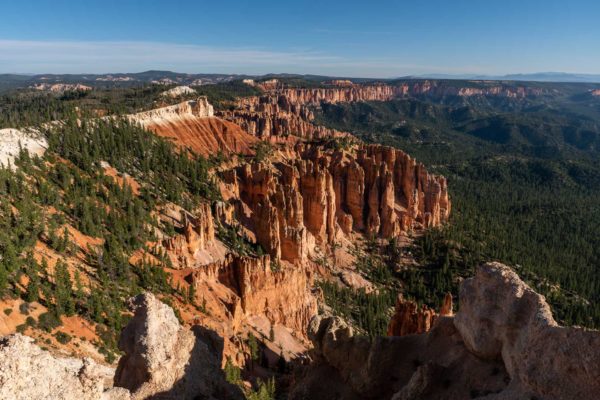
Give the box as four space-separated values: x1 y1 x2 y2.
0 39 341 74
0 39 494 77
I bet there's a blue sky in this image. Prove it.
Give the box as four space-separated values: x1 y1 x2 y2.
1 0 599 77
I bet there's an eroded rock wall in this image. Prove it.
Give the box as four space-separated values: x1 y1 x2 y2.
114 293 243 400
455 262 600 400
0 334 124 400
218 82 546 139
222 143 450 263
129 97 258 156
191 254 317 335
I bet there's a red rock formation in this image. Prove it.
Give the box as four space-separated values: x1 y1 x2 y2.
217 97 343 139
323 79 355 87
161 203 226 269
387 293 453 336
592 89 600 96
221 143 450 262
130 98 258 156
218 82 546 139
217 85 399 139
148 116 257 156
397 80 546 98
190 254 317 335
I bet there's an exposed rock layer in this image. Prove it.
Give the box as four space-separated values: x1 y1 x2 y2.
114 293 243 399
455 262 600 400
190 253 317 335
0 334 126 400
219 82 546 139
0 128 47 169
0 293 243 400
222 143 450 262
130 98 257 156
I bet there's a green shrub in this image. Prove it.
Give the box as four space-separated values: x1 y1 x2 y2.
38 311 61 332
54 331 72 344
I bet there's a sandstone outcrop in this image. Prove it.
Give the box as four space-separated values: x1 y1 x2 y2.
217 96 343 139
161 203 227 268
291 262 600 400
455 262 600 400
190 253 317 335
217 85 398 139
0 334 124 400
0 128 47 169
114 292 243 400
396 80 546 98
31 83 92 92
130 97 257 156
294 314 508 400
386 293 453 336
0 293 244 399
222 143 450 262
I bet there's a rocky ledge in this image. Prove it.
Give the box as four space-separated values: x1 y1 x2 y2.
290 262 600 400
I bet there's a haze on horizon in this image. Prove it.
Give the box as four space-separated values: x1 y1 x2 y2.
1 0 599 78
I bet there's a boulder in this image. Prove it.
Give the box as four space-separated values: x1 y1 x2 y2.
114 292 243 400
0 334 120 400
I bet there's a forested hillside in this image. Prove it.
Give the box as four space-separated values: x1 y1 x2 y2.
0 81 262 128
0 118 219 360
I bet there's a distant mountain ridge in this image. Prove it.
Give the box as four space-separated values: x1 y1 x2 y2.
413 72 600 83
2 70 600 95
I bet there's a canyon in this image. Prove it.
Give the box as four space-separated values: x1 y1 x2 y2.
2 78 598 400
217 80 546 139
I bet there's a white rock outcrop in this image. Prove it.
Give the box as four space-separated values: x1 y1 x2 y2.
0 293 242 400
161 86 197 98
292 262 600 400
0 128 47 168
0 334 124 400
114 292 243 400
129 97 214 128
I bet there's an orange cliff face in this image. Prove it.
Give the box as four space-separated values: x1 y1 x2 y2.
150 201 318 364
220 142 450 263
217 84 401 139
398 80 546 98
129 97 258 156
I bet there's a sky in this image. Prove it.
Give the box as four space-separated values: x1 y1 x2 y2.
1 0 599 77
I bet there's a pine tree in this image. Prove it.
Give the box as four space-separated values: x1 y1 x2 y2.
54 260 75 316
188 283 196 304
